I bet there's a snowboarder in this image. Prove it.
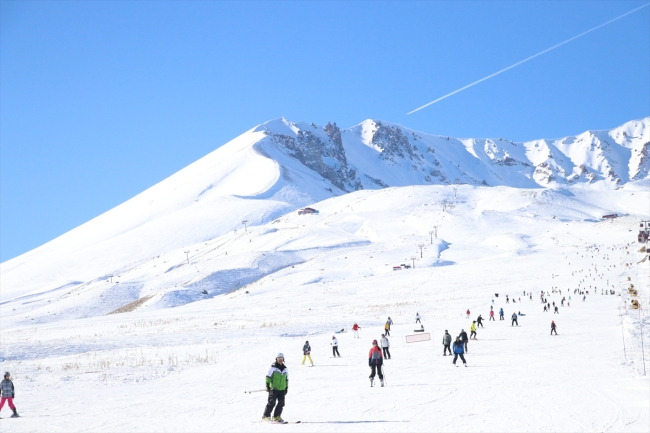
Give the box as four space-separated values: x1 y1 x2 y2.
415 313 421 324
489 310 495 321
511 312 519 327
262 354 288 423
470 321 477 340
554 306 559 314
442 330 452 356
477 315 484 328
380 334 391 359
414 324 425 332
384 321 391 336
331 336 340 357
352 323 361 338
499 308 504 320
368 340 384 387
466 309 470 319
0 372 18 418
301 341 313 366
551 321 558 335
452 337 467 367
459 329 469 353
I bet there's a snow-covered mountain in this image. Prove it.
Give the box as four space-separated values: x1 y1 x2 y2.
1 117 648 306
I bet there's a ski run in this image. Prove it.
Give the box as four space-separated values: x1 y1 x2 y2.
0 117 649 432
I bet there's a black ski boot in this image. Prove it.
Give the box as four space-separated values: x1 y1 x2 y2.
11 408 19 418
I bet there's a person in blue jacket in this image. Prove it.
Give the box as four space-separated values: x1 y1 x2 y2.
452 337 467 367
499 308 505 320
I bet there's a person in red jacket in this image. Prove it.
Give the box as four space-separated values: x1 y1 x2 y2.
489 310 495 321
368 340 384 387
352 323 360 339
466 309 470 319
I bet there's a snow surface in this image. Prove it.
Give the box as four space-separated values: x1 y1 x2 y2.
1 117 649 431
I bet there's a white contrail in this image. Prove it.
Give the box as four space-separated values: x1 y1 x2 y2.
407 3 650 115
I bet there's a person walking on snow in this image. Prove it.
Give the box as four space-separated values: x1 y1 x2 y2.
459 329 469 353
511 312 519 327
442 330 452 356
352 323 361 338
380 334 391 359
0 372 19 418
470 321 477 340
368 340 385 387
331 336 340 357
262 354 288 423
499 308 505 320
452 337 467 367
554 306 559 314
384 321 391 337
489 310 495 321
415 313 421 324
466 309 470 319
551 321 558 335
477 315 484 328
301 341 313 366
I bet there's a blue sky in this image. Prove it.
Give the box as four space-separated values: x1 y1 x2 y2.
1 0 649 262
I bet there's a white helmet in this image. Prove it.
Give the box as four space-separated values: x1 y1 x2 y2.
276 353 284 359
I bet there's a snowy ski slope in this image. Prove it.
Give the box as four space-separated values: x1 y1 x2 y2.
0 117 649 432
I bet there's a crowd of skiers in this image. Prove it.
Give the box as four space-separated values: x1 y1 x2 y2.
259 240 628 423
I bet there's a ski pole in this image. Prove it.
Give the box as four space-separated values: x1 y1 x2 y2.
245 389 267 394
382 364 387 386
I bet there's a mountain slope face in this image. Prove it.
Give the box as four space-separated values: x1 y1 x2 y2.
1 117 648 303
259 116 649 191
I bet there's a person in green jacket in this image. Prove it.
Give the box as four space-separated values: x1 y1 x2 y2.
262 353 289 423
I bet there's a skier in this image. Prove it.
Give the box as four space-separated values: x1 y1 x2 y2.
554 306 559 314
387 316 393 328
583 295 586 302
543 305 548 312
352 323 361 339
470 321 477 340
384 321 391 337
459 329 469 353
511 312 519 327
466 309 470 319
442 330 452 356
380 334 391 359
301 341 313 366
452 336 467 367
499 308 505 320
262 354 288 423
415 313 421 324
0 372 18 418
368 340 384 387
477 314 484 328
551 321 558 335
489 310 495 321
506 296 510 304
331 336 340 357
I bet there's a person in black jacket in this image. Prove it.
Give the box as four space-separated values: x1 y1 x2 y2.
301 341 313 366
442 330 452 356
511 313 519 326
476 315 484 328
459 329 469 353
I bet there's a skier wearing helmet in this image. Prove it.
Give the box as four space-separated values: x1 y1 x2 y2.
368 340 384 387
262 353 289 423
0 372 18 418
